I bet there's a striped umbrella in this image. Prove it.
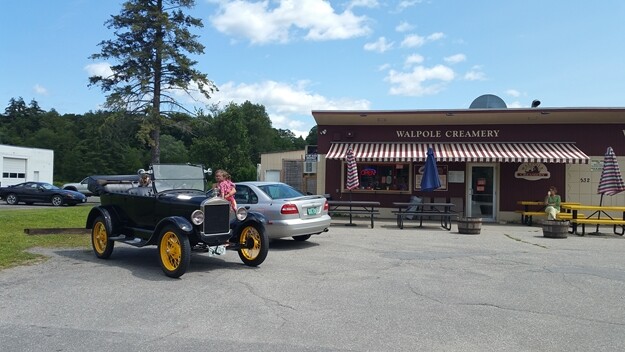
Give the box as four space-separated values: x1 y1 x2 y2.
594 147 624 233
597 146 625 197
346 146 360 190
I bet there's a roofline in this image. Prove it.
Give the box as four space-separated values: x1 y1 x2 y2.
312 107 625 115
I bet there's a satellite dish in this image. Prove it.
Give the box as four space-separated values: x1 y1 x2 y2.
469 94 507 109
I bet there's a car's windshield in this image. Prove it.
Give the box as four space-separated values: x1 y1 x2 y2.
151 164 206 192
257 183 304 200
41 183 59 190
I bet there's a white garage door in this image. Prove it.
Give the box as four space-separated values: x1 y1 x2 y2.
265 170 281 182
2 157 27 185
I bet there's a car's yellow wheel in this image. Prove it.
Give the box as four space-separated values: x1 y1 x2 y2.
158 226 190 278
237 224 268 266
91 216 114 259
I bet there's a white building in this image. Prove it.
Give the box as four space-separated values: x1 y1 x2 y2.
0 144 54 187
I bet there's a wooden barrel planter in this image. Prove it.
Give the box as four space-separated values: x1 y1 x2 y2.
457 217 482 235
542 220 569 238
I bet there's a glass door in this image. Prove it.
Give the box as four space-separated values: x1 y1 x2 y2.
466 164 497 222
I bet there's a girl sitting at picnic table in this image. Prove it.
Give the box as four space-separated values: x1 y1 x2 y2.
544 186 561 220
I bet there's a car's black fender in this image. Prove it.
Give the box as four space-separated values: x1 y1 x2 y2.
230 211 267 239
86 206 116 234
149 216 195 245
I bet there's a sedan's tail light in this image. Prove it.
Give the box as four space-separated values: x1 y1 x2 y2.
281 204 299 215
323 200 328 211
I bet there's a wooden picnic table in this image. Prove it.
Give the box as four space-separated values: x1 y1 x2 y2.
559 204 625 235
392 202 456 230
327 200 381 228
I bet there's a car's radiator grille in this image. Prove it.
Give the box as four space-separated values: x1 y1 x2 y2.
203 203 231 235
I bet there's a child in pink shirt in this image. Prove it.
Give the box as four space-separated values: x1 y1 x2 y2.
215 169 237 211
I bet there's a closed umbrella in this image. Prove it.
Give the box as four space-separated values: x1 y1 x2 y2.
421 147 441 192
345 145 359 226
597 146 625 197
594 146 625 232
346 145 360 191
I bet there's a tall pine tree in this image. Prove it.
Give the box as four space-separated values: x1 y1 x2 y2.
89 0 216 163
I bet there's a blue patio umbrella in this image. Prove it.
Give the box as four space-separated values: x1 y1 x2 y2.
421 147 441 192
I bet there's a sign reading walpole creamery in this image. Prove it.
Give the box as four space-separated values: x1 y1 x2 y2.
396 129 500 138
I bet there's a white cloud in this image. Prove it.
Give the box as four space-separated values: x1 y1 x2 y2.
347 0 379 10
399 32 443 48
444 54 466 64
464 66 486 81
506 89 521 97
364 37 393 53
207 80 371 137
400 34 425 48
84 62 113 77
397 0 422 12
507 101 524 108
210 0 372 44
385 65 455 96
427 32 445 41
395 21 414 32
404 53 424 67
33 84 48 95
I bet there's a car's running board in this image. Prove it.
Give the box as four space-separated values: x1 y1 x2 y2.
109 235 149 247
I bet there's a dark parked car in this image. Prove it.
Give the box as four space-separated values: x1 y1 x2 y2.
0 182 87 206
211 181 330 241
85 164 269 278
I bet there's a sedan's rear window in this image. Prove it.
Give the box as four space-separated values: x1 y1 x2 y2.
258 184 303 200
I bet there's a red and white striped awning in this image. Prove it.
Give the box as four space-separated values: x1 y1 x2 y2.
325 143 589 163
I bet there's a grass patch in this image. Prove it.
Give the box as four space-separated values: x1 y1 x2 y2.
0 206 92 269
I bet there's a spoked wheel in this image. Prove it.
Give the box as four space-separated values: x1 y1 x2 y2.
6 193 18 205
158 226 191 278
91 216 114 259
51 195 63 206
237 224 268 266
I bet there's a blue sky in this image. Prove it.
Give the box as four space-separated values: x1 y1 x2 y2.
2 1 625 137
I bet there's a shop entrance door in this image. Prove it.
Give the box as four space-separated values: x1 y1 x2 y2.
466 164 497 222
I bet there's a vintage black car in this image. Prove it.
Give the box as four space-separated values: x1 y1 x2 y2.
85 164 269 278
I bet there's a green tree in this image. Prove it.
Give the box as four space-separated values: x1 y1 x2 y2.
305 125 318 146
89 0 217 164
272 128 306 151
160 134 189 163
238 101 275 165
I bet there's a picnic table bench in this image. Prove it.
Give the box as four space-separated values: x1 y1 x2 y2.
327 200 381 228
560 204 625 236
392 202 456 230
516 201 581 225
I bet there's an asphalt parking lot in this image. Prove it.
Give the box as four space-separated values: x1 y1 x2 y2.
1 216 625 352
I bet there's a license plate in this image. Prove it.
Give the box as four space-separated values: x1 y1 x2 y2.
307 207 317 215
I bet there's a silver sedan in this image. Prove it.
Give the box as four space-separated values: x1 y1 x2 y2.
227 181 331 241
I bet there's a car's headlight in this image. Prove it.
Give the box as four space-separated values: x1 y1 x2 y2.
191 210 204 225
236 207 248 221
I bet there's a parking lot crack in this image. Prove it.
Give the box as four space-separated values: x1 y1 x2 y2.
240 281 297 311
504 233 547 248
